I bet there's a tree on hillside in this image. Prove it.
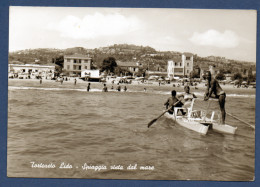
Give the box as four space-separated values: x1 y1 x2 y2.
101 57 117 73
215 72 226 80
190 70 200 78
232 72 242 80
248 73 256 83
52 56 64 68
52 56 64 75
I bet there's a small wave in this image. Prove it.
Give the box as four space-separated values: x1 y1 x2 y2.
8 86 102 92
226 94 255 98
8 86 255 98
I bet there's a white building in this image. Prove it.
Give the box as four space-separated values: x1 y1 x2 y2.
63 54 92 76
167 53 194 78
8 64 55 79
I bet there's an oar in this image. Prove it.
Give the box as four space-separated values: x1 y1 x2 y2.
147 100 181 128
226 112 255 129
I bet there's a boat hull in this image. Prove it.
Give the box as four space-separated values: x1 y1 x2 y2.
165 112 237 135
165 112 209 135
212 123 237 134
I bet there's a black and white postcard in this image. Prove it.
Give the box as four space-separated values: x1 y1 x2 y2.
8 7 256 181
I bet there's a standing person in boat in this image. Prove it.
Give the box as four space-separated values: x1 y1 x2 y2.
177 85 197 109
164 90 183 114
102 84 108 92
204 70 226 125
87 83 91 92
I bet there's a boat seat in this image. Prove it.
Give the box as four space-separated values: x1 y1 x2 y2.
174 99 215 122
174 99 195 118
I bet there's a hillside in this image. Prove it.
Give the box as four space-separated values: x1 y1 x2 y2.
8 44 255 73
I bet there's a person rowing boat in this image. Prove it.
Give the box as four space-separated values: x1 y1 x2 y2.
164 90 183 114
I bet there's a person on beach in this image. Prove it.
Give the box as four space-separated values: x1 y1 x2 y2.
204 70 226 125
111 86 114 90
61 77 63 84
117 83 121 92
40 78 42 84
164 90 183 114
74 78 77 85
87 83 91 92
102 84 108 92
144 88 146 92
124 86 127 92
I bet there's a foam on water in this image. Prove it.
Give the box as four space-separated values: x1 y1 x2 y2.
9 86 255 98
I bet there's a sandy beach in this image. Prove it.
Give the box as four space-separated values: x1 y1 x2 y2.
8 77 256 94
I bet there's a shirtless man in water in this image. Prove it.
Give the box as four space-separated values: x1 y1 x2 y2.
204 70 226 124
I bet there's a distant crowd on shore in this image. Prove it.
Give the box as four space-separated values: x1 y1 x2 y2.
10 73 256 90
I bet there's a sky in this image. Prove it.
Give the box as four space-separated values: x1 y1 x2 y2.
9 7 257 62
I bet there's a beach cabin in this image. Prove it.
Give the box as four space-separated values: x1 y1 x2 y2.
81 69 101 82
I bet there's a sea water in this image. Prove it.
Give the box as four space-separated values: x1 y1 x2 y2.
7 79 255 180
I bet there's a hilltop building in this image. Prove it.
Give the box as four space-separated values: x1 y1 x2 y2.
167 53 194 78
63 54 92 76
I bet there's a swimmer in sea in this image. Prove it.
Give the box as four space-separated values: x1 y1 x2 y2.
102 84 108 92
87 83 91 92
116 83 121 92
